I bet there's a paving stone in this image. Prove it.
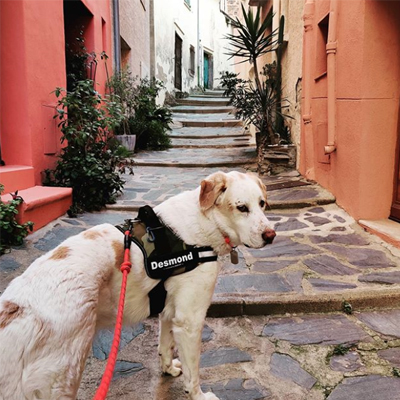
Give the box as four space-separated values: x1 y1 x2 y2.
330 351 364 372
61 218 83 226
77 211 131 227
0 255 22 272
326 375 400 400
333 215 346 223
215 273 299 294
274 218 309 232
331 227 347 232
304 216 332 226
33 225 86 251
357 310 400 338
262 314 369 345
358 271 400 285
112 361 144 381
201 379 270 400
202 325 214 342
308 207 326 214
378 348 400 368
310 234 370 246
304 255 358 275
308 278 357 291
268 188 319 201
270 353 316 389
249 237 319 258
252 260 294 273
92 324 145 360
200 347 252 368
266 216 282 221
322 245 396 269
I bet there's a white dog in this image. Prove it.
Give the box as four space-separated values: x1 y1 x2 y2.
0 171 275 400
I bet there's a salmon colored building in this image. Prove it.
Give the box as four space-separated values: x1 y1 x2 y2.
300 0 400 242
0 0 113 230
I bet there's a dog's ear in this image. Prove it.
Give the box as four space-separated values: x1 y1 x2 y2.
199 172 227 211
248 172 268 200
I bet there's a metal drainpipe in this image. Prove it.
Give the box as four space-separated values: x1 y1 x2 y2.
302 0 314 126
197 0 200 88
113 0 121 73
324 0 339 154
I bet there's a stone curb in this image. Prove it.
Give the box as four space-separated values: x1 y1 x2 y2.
168 133 250 139
131 160 257 168
106 193 336 211
208 289 400 317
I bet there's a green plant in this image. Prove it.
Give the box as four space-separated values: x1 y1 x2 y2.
393 367 400 378
224 6 291 148
219 71 244 98
225 5 278 93
332 344 353 356
342 301 353 315
0 185 34 255
44 80 133 214
107 71 172 151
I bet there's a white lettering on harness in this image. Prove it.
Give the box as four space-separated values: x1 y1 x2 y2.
151 252 194 270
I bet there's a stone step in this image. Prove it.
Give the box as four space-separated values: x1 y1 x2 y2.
169 127 249 139
179 119 243 128
171 136 252 148
176 97 230 106
130 147 257 168
170 105 233 114
0 165 35 193
1 186 72 232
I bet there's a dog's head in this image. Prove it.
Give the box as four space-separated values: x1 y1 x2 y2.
199 171 276 249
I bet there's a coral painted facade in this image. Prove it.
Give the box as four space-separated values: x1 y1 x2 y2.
300 0 400 221
0 0 113 230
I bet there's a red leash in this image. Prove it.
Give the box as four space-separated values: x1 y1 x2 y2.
93 230 132 400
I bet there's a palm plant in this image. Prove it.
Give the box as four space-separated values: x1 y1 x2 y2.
225 5 278 95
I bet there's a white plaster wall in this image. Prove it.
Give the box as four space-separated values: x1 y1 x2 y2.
279 0 303 167
119 0 151 78
154 0 235 103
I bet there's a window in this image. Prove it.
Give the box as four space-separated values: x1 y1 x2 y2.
315 14 329 80
189 45 195 76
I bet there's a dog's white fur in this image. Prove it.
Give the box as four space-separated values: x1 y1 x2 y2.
0 171 275 400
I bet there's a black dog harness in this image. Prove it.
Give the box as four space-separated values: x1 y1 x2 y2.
116 205 218 316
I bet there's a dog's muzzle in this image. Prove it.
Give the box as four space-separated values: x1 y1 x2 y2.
262 229 276 245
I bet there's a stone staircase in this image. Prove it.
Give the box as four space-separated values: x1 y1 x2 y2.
132 90 257 169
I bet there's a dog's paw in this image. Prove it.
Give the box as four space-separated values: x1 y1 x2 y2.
162 358 182 377
203 392 220 400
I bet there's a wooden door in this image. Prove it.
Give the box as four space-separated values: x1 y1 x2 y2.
174 34 182 91
390 104 400 221
203 53 209 89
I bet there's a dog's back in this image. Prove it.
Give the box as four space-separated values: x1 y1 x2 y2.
0 223 122 399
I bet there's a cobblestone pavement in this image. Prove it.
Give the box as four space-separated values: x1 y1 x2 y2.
2 91 400 399
76 311 400 400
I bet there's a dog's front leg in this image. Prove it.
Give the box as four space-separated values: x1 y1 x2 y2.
158 315 182 377
172 314 219 400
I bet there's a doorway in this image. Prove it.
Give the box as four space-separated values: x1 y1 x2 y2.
174 33 182 91
390 103 400 221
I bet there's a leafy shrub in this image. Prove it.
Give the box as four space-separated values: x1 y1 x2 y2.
44 80 133 214
0 185 34 255
107 70 172 151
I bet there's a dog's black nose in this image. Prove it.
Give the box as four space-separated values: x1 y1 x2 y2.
262 229 276 244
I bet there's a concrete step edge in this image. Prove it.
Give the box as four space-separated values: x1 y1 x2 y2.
106 194 336 213
208 288 400 317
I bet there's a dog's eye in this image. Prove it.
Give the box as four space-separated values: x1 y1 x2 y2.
260 200 265 208
237 205 249 213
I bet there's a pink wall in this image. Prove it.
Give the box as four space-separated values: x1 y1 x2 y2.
0 0 112 186
300 0 400 220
